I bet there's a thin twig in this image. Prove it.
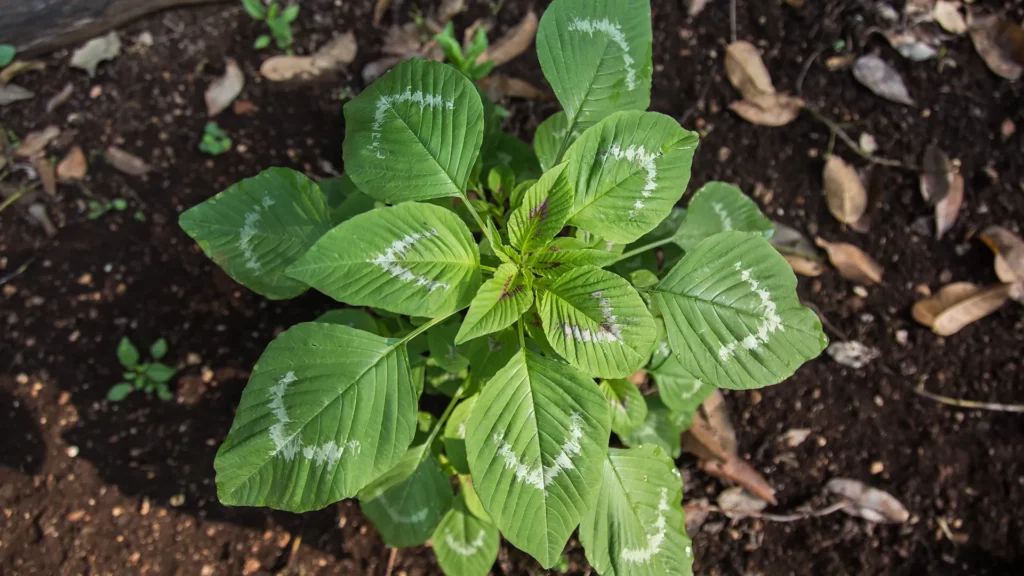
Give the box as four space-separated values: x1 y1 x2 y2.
688 501 850 522
730 0 738 44
805 105 909 169
283 534 302 574
795 47 826 97
913 386 1024 413
385 547 398 576
680 73 716 126
0 185 30 214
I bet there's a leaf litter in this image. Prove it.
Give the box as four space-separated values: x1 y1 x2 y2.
823 156 867 225
205 59 245 116
853 55 915 106
261 33 358 82
827 341 881 369
725 41 804 127
480 9 538 67
967 11 1024 81
826 478 909 524
71 32 122 77
105 147 151 176
770 221 825 277
815 238 884 286
912 282 1011 335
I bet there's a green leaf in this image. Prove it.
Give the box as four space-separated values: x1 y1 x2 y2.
648 327 715 415
214 323 418 512
443 394 478 474
456 263 534 344
507 163 574 253
673 182 774 251
618 395 686 457
579 446 694 575
288 202 480 317
156 384 174 401
509 179 535 211
359 444 453 547
179 168 332 299
463 328 519 388
486 133 542 184
528 246 621 279
281 3 299 23
465 350 611 568
537 265 655 378
652 232 827 390
254 35 272 50
315 309 379 333
629 269 659 289
117 337 139 368
537 0 652 141
0 45 15 68
241 0 266 19
107 382 134 402
435 23 466 68
429 320 471 373
343 59 485 203
149 338 168 360
614 207 686 277
600 379 647 436
565 111 699 244
433 490 500 576
487 165 515 203
533 112 573 173
146 363 177 383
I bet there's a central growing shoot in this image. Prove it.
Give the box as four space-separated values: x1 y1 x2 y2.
179 0 827 573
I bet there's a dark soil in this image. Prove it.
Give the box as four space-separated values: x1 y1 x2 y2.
2 0 1024 574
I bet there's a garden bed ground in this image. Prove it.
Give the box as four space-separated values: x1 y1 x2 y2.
2 0 1023 574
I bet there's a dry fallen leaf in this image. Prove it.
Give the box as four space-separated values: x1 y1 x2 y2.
57 146 88 182
935 171 963 238
784 254 825 276
771 221 825 276
0 84 34 106
815 238 884 285
912 282 1011 335
0 60 46 86
437 0 465 24
827 341 881 369
105 147 151 177
968 13 1024 81
995 256 1015 284
826 478 909 524
373 0 392 25
34 157 57 196
261 33 358 82
480 9 538 67
46 83 74 114
700 456 778 506
725 41 776 103
850 164 887 233
933 0 967 34
477 75 549 101
780 428 812 448
853 55 915 106
205 59 245 117
825 53 857 70
15 125 61 159
683 498 711 534
978 225 1024 282
728 95 804 127
883 29 939 61
688 0 714 16
823 156 867 225
717 487 767 518
28 204 58 237
920 144 952 204
71 32 122 77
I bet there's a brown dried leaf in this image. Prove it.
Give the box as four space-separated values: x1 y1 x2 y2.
683 498 710 534
716 487 767 518
853 55 915 106
373 0 392 25
784 254 825 276
46 83 74 114
978 225 1024 283
105 147 150 177
823 156 867 225
700 456 778 506
437 0 466 24
883 29 938 61
815 238 884 285
57 146 88 182
827 341 881 369
0 60 46 86
725 41 776 102
913 282 1010 335
480 9 538 67
994 256 1015 284
825 53 857 71
34 156 57 196
851 164 887 233
912 282 979 326
15 125 61 159
312 32 358 69
728 94 804 127
477 75 550 101
933 0 967 35
205 59 245 117
826 478 909 524
261 33 357 82
688 0 714 17
968 13 1024 81
362 56 405 84
920 144 952 205
935 171 963 238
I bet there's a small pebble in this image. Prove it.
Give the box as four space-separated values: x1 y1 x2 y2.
169 494 185 507
871 461 885 474
65 445 79 458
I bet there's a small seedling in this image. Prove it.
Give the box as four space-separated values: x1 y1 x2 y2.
0 44 15 68
199 122 232 156
434 22 494 80
241 0 300 51
86 197 129 220
107 337 177 402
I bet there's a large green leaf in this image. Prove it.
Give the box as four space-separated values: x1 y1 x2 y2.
288 202 480 317
456 263 534 344
652 232 827 390
343 58 484 202
600 379 647 436
537 265 655 378
464 328 519 388
214 323 417 512
433 488 500 576
565 111 699 244
533 112 574 172
315 309 379 334
179 168 332 299
537 0 652 145
580 446 694 575
673 182 774 251
443 394 478 474
465 351 611 568
648 324 715 415
618 395 686 458
359 444 453 547
507 163 574 253
528 246 621 279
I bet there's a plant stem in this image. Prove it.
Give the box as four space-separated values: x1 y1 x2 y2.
0 185 31 215
394 310 457 351
460 192 496 245
480 264 496 274
424 383 465 448
913 386 1024 413
517 318 526 350
805 105 907 169
613 236 676 263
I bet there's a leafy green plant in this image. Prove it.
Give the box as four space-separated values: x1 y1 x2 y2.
107 337 177 402
179 0 826 573
0 44 15 68
87 197 129 220
435 22 494 80
199 122 232 156
241 0 299 51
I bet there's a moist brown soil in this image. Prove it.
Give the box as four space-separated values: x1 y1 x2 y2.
2 1 1024 574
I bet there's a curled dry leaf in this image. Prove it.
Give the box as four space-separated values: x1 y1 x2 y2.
205 59 245 117
480 9 538 67
978 225 1024 283
771 221 825 276
968 13 1024 81
700 456 778 506
823 156 867 225
437 0 466 24
0 60 46 86
373 0 391 25
826 478 909 524
0 84 34 106
815 238 884 285
784 255 825 276
853 55 915 106
728 95 804 127
57 146 88 182
105 147 150 177
883 30 938 62
477 75 550 101
683 498 711 534
46 83 74 114
28 204 58 237
34 157 57 196
826 341 881 369
912 282 1011 335
935 171 963 239
780 428 812 448
725 41 776 102
70 32 122 77
688 0 714 17
850 165 887 233
933 0 967 35
920 144 952 204
15 125 61 159
261 33 358 82
717 487 768 518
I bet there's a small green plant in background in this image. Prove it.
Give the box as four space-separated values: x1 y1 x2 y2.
0 44 15 68
199 122 232 156
241 0 300 51
87 197 128 220
107 337 177 402
434 22 494 80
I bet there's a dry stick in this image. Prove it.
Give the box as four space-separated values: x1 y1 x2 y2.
805 105 908 169
729 0 738 44
283 534 303 574
385 547 399 576
913 386 1024 413
689 501 850 522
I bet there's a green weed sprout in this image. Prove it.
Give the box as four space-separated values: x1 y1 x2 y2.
107 337 177 402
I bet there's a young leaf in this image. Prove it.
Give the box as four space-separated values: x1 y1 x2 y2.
653 232 827 390
107 382 134 402
579 446 694 576
156 384 174 401
537 265 656 378
443 394 478 474
432 489 501 576
179 168 333 299
537 0 652 140
565 111 699 244
455 263 534 344
618 395 687 457
288 202 481 317
315 308 379 334
429 320 471 373
485 133 542 184
146 363 177 383
214 323 417 512
254 35 272 50
358 444 453 547
673 182 774 251
342 59 485 203
507 163 574 253
117 337 140 368
533 111 572 173
465 350 611 569
241 0 266 19
528 247 621 279
149 338 168 361
600 379 648 435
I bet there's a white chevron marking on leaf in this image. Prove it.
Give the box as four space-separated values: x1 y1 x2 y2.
712 202 733 230
718 261 784 360
621 487 669 564
567 18 637 91
367 229 451 292
373 489 430 524
370 88 456 159
445 530 486 556
238 193 277 273
493 413 585 492
266 371 360 469
600 144 661 219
